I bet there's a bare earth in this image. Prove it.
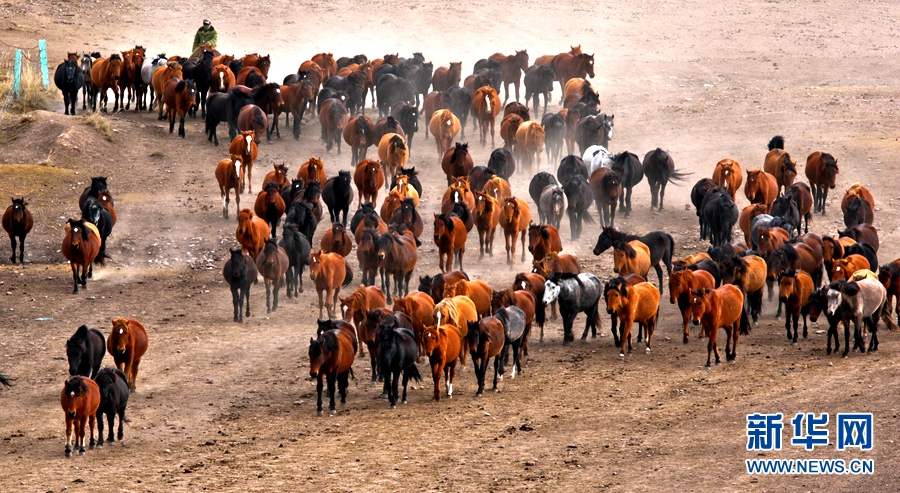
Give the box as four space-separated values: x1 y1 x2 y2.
1 0 900 491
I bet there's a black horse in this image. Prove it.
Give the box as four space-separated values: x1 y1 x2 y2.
54 59 84 115
337 54 368 69
844 242 879 274
349 202 380 236
574 114 614 154
222 247 258 322
410 61 433 106
206 88 253 145
322 170 353 226
541 112 566 165
444 85 472 138
376 74 416 118
593 227 675 293
94 367 129 447
642 148 690 210
525 65 555 116
771 195 801 234
279 221 311 299
528 172 558 208
317 88 347 112
690 178 718 240
556 155 588 185
325 72 367 114
66 325 105 378
563 176 594 240
610 151 644 217
286 200 319 243
700 187 739 247
80 196 113 267
843 197 874 229
487 148 516 180
377 327 421 408
182 50 213 119
390 102 419 150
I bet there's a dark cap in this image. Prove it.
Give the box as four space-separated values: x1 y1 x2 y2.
203 18 211 25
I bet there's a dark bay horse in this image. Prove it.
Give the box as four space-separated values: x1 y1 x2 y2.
806 151 839 215
55 58 84 115
3 197 33 264
642 148 689 210
256 238 289 313
60 376 100 457
309 324 356 415
62 219 101 293
222 247 258 322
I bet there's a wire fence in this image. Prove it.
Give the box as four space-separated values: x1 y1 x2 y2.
0 40 49 128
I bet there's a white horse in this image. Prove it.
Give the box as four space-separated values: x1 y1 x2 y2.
141 54 167 110
583 145 612 174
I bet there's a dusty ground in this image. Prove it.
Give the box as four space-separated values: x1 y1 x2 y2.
2 0 900 491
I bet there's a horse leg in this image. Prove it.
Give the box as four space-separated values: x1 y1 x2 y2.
316 288 325 319
179 115 186 138
646 314 658 352
841 321 851 358
78 416 88 455
390 371 400 408
659 181 667 210
65 416 74 457
519 230 527 262
492 355 501 391
326 372 337 414
562 312 576 345
230 285 241 322
117 406 126 440
71 264 80 293
431 362 441 401
315 374 324 415
265 279 272 313
105 410 115 445
338 370 349 405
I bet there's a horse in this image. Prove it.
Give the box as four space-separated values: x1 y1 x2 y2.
162 78 197 138
841 183 875 217
609 151 643 217
767 243 823 317
552 53 595 98
390 102 419 149
322 171 353 226
2 198 33 264
354 159 385 206
205 87 252 146
421 324 462 400
785 182 814 233
93 367 129 447
465 317 506 395
262 163 290 192
527 223 562 263
498 197 532 265
763 136 797 196
389 198 425 243
375 74 415 119
769 194 801 236
392 173 420 206
472 192 501 259
318 98 350 153
738 204 768 245
280 221 311 298
827 277 897 357
418 271 470 303
430 110 461 158
66 325 105 379
668 269 716 344
515 120 546 171
307 249 352 319
321 222 353 257
297 157 328 187
560 176 594 240
181 50 212 117
55 58 84 115
392 291 436 356
339 285 387 356
378 133 409 187
90 54 124 112
81 52 99 110
484 50 528 103
309 324 356 415
543 272 604 344
378 326 421 408
588 167 622 228
838 224 879 253
433 213 467 273
236 66 266 88
532 252 581 279
108 318 148 390
151 60 182 119
342 115 376 165
441 279 492 318
593 227 675 292
236 208 270 259
79 194 112 264
222 247 258 322
525 65 556 116
61 219 102 293
540 113 566 165
639 148 686 210
843 197 874 229
700 188 739 247
744 169 778 212
712 158 743 201
778 269 815 343
690 286 745 366
381 191 404 224
831 255 870 281
538 185 566 230
211 64 236 94
532 174 559 209
719 254 766 331
612 239 653 280
237 104 268 145
432 62 462 92
806 151 839 214
804 287 843 354
605 278 661 357
471 86 502 147
500 113 524 153
574 114 613 154
255 239 289 313
60 376 100 457
215 155 242 218
375 231 418 303
438 143 473 187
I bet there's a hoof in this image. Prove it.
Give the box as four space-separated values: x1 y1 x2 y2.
329 409 335 415
402 400 408 405
65 450 72 458
390 404 396 409
316 410 323 416
79 449 85 456
683 337 689 344
618 353 625 360
645 347 651 353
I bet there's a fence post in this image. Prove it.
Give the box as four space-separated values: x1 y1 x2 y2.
39 39 49 89
13 49 21 96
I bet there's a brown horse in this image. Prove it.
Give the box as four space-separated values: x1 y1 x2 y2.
878 259 900 322
263 163 290 190
422 92 446 140
488 50 529 103
690 286 744 367
806 151 839 214
297 157 327 186
378 133 409 187
535 45 582 68
669 269 716 343
60 376 100 457
354 159 385 206
841 183 875 215
831 254 870 281
3 197 33 264
211 64 235 93
473 86 502 147
441 142 474 185
764 147 797 196
108 318 148 390
500 113 523 153
778 270 814 342
500 198 532 265
319 98 350 153
786 182 814 233
712 158 743 201
308 323 356 415
823 235 856 279
441 176 476 213
240 53 272 78
236 208 270 259
229 130 258 193
298 60 325 93
116 51 136 111
433 213 467 273
355 227 382 287
720 254 767 329
430 109 461 158
482 175 512 202
432 62 462 92
744 169 778 212
151 60 182 119
552 53 595 97
491 287 536 353
443 279 493 317
380 190 404 224
236 66 266 87
392 173 419 206
238 104 268 144
466 316 507 395
61 219 102 293
310 249 353 319
375 231 418 303
215 155 242 218
422 325 462 400
606 279 661 357
256 239 289 313
527 223 562 262
340 285 386 355
163 78 197 138
254 182 286 237
589 167 622 227
613 240 652 278
282 80 316 139
757 226 791 257
533 251 581 277
739 204 768 245
344 114 377 165
515 120 546 171
474 192 501 259
393 291 436 356
433 296 478 367
321 222 353 257
312 53 337 79
90 54 124 112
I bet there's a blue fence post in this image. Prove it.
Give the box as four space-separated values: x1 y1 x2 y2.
39 39 49 89
13 49 21 96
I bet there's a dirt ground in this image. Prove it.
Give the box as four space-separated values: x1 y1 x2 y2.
1 0 900 491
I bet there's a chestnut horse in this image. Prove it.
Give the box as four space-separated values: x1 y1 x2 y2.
712 158 743 201
533 251 581 277
163 78 197 138
739 204 768 245
552 53 595 98
378 133 409 187
393 291 436 356
443 279 493 317
215 155 242 218
430 109 461 158
151 60 182 119
321 222 353 257
482 175 512 202
392 174 420 206
298 156 328 185
312 53 337 79
488 50 529 103
355 227 382 287
211 64 235 94
527 223 562 262
744 169 778 212
90 54 124 112
433 295 478 365
778 269 814 342
422 325 462 400
831 254 870 281
61 219 101 293
236 208 270 259
764 140 797 196
229 130 258 193
254 182 286 238
108 318 148 390
375 231 418 303
473 86 502 146
3 197 33 264
262 163 290 190
806 151 839 214
319 98 350 153
432 62 462 92
240 53 272 78
309 249 354 319
606 278 661 358
474 192 501 259
60 376 100 457
344 114 377 165
340 285 386 356
500 113 523 153
613 240 652 278
308 323 356 415
354 159 385 205
669 269 716 343
433 213 467 272
466 316 506 395
515 120 546 171
499 197 532 265
841 183 875 216
690 286 745 367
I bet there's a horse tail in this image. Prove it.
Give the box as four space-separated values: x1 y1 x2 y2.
549 55 559 79
348 366 356 380
253 108 266 129
343 262 354 287
0 372 13 389
880 302 900 332
94 250 109 267
404 363 422 383
767 135 784 151
739 305 751 335
663 233 675 271
668 169 692 183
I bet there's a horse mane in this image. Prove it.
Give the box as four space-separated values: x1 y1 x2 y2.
390 134 406 151
776 244 799 262
436 213 454 231
614 240 637 259
67 219 89 241
451 142 468 164
436 299 460 326
317 330 340 354
68 325 90 346
767 135 785 150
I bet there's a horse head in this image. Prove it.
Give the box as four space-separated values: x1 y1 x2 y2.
9 197 27 222
110 318 131 354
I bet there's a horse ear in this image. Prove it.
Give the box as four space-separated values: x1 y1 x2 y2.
310 337 315 345
540 227 549 240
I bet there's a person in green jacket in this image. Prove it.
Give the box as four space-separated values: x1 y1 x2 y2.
192 18 218 56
